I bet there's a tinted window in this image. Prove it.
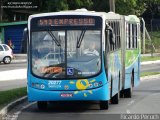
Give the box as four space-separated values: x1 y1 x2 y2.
3 45 9 51
0 45 4 51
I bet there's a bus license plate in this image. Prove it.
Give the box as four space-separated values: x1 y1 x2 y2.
60 93 73 98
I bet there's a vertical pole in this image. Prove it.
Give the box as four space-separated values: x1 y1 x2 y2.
109 0 115 12
151 19 153 57
0 0 3 21
141 18 145 54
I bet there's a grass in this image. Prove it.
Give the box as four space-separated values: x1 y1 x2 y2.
0 87 27 109
140 72 160 77
141 56 160 62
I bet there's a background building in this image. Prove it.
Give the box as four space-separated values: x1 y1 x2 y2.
0 21 27 53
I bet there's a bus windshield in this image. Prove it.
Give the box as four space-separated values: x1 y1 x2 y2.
31 30 101 79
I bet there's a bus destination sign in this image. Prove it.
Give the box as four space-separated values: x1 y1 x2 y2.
38 18 95 27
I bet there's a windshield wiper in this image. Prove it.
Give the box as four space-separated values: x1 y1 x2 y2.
76 30 86 48
47 30 61 46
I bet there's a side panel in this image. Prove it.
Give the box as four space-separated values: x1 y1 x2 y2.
124 16 141 89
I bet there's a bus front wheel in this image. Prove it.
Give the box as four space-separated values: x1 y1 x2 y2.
37 101 47 110
100 101 109 110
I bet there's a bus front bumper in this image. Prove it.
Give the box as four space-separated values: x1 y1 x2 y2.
28 83 110 102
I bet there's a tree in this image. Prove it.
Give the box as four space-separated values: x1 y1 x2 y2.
142 0 160 18
67 0 93 10
92 0 109 12
115 0 137 15
45 0 68 12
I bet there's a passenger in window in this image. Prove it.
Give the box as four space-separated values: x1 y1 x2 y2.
83 42 99 56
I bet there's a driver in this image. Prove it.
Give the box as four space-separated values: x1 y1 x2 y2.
83 42 99 56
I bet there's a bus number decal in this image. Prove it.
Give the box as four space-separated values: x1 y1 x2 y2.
48 81 62 88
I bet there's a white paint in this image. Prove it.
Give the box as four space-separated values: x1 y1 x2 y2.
127 100 135 106
141 60 160 65
141 74 160 82
0 69 27 81
126 109 131 114
10 102 36 120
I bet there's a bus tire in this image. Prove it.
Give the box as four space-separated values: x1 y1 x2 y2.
124 74 133 98
111 92 119 104
37 101 47 110
120 90 124 98
100 101 109 110
111 75 120 104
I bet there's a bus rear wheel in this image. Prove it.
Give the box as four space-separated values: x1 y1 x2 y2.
100 101 109 110
37 101 47 110
124 74 133 98
111 92 119 104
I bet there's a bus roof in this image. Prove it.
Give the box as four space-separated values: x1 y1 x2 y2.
28 8 122 20
125 15 140 23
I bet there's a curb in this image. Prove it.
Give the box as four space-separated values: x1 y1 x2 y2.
12 59 27 63
0 96 27 119
141 74 160 81
141 60 160 65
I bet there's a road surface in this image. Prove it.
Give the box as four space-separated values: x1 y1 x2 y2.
4 76 160 120
0 62 27 91
141 62 160 73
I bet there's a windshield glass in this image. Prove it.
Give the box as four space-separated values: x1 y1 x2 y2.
31 30 101 79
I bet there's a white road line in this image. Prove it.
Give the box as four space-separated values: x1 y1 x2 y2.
127 100 135 106
0 69 27 81
11 102 36 120
126 109 131 114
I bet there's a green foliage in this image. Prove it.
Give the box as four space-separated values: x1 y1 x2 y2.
45 0 68 12
92 0 109 12
115 0 146 15
145 31 160 53
141 72 160 77
1 0 160 21
0 87 27 108
67 0 93 10
115 0 136 15
141 56 160 62
142 0 160 17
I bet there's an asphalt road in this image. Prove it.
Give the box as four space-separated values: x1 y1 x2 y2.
5 76 160 120
0 61 27 91
141 63 160 72
0 62 26 72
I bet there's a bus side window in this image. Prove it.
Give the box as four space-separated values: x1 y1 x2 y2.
105 25 115 52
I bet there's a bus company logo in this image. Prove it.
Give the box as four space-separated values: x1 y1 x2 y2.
67 68 74 75
60 93 73 98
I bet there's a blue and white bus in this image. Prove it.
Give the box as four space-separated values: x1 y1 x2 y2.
26 9 143 110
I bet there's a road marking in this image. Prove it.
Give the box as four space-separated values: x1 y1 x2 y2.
10 102 36 120
126 109 131 114
127 100 135 106
0 69 27 81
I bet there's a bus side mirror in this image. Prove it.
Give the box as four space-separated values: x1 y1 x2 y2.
21 28 28 53
105 27 115 45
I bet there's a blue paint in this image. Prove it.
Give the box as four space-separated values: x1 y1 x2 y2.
4 25 27 53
